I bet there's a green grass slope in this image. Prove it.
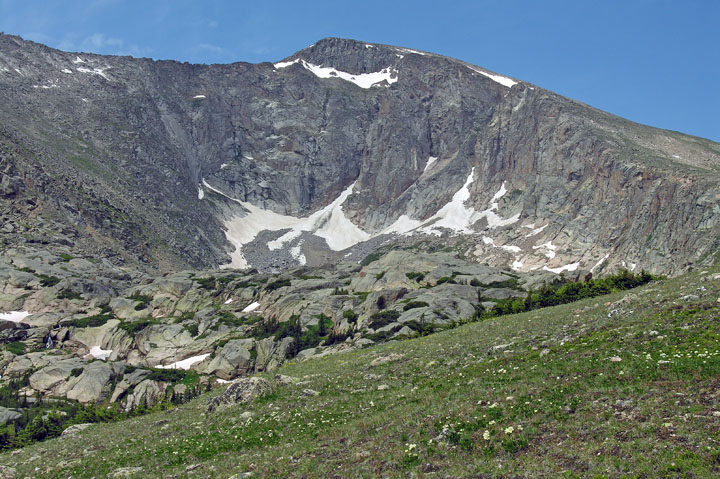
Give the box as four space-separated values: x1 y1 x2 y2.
2 267 720 478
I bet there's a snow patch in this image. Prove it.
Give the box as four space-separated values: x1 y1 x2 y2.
467 65 517 88
157 354 210 370
72 56 85 64
224 298 233 305
86 346 112 361
289 241 307 266
276 59 398 89
491 182 508 203
0 311 30 323
262 182 370 252
543 262 580 274
590 253 610 274
501 245 522 253
77 67 110 80
511 260 524 271
193 94 206 99
301 61 398 89
533 241 557 259
482 236 495 245
198 186 204 200
396 47 427 56
242 301 260 313
524 224 548 237
383 173 519 237
220 163 229 169
61 68 73 74
274 59 300 69
33 80 59 89
382 214 424 235
423 156 437 172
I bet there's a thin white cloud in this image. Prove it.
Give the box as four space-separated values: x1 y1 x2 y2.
82 32 123 50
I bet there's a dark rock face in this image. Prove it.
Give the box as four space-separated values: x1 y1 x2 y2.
0 34 718 274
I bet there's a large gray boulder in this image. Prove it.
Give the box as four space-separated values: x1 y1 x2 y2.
207 377 273 413
0 406 21 425
255 337 294 372
123 379 168 411
201 339 254 379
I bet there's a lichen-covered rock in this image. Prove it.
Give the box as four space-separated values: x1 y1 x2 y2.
207 377 273 413
201 339 254 380
60 423 92 437
0 406 21 425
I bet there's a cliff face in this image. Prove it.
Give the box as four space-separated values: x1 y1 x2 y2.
1 34 718 274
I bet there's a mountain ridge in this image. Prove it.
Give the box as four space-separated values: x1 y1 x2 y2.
0 33 719 275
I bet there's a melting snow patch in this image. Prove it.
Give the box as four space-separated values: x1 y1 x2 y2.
86 346 112 361
220 163 229 169
533 241 557 259
301 61 398 88
157 354 210 370
467 65 517 88
72 56 85 64
423 156 437 172
383 172 519 236
198 186 204 200
289 240 307 266
491 182 508 203
242 301 260 313
482 236 495 245
382 214 424 235
543 262 580 274
224 298 233 305
274 59 300 69
33 80 59 89
512 260 524 271
61 68 73 74
77 67 110 80
263 182 370 252
524 224 548 237
590 253 611 274
420 169 478 234
276 59 398 89
193 94 206 99
0 311 30 323
501 245 522 253
396 47 427 56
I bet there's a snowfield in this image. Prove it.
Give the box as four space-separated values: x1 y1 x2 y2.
466 65 518 88
275 59 398 89
242 301 261 313
157 353 210 370
86 346 112 361
0 311 30 323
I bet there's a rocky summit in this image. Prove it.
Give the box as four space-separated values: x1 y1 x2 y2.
1 33 720 474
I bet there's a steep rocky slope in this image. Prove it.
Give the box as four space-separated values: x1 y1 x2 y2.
1 34 718 275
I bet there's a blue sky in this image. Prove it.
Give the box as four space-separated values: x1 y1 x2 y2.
1 0 717 142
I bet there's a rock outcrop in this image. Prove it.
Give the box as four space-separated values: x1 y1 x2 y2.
207 377 273 413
